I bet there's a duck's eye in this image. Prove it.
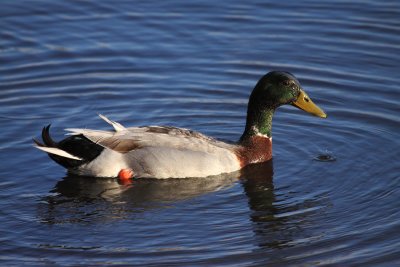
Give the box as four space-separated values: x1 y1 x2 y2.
282 80 291 86
304 96 310 102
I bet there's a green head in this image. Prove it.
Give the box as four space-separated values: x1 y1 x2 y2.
240 71 326 141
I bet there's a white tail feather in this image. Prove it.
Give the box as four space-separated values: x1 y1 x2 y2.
34 146 82 160
65 128 112 136
98 114 126 132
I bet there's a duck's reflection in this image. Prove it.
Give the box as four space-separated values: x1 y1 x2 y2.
39 161 316 250
38 171 240 224
39 162 276 224
242 161 328 250
240 161 291 248
53 172 240 202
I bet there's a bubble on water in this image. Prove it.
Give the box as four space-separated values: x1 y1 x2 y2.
313 150 336 162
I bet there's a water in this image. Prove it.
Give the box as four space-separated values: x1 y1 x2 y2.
1 0 399 266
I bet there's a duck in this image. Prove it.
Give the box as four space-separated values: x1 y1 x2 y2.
34 71 326 180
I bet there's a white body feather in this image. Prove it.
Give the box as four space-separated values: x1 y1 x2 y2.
63 115 241 179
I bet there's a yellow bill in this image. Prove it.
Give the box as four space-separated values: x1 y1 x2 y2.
292 89 327 118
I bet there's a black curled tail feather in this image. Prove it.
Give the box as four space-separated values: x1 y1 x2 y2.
32 125 56 149
33 124 53 147
42 124 58 147
35 125 104 169
33 124 56 148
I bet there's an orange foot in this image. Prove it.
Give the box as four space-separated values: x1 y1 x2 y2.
118 168 134 181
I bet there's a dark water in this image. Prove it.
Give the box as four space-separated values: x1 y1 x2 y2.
1 0 399 266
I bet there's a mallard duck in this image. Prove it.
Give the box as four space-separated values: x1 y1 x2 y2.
34 71 326 179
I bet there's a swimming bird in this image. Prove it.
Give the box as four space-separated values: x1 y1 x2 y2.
34 71 326 179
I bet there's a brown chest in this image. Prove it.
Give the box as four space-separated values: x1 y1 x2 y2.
235 136 272 167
